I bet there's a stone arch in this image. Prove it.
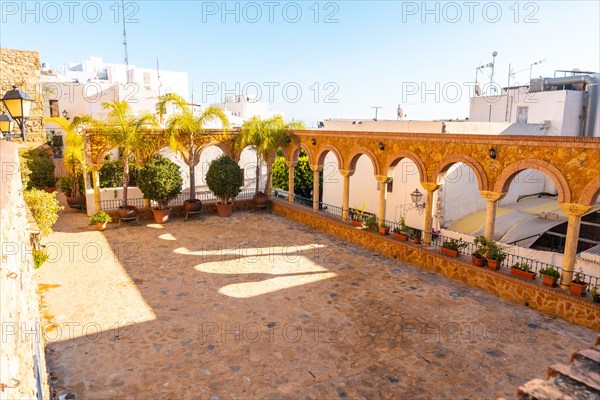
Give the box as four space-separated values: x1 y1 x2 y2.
346 147 381 176
435 154 489 191
197 140 232 160
291 142 314 165
493 159 571 203
316 145 344 168
383 150 427 182
578 174 600 206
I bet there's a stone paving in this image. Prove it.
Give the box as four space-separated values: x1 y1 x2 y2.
38 210 597 399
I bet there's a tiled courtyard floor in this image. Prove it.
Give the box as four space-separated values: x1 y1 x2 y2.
38 210 597 399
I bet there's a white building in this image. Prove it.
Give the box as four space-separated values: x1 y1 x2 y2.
211 95 277 126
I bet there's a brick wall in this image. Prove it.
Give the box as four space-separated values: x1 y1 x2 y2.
0 48 44 143
0 141 50 398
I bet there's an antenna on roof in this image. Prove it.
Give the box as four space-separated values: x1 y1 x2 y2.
371 106 382 121
121 0 130 82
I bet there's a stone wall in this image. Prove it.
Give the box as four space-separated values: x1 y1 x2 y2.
0 141 50 398
271 199 600 331
0 48 44 142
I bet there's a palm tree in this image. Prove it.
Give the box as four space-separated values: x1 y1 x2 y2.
236 115 305 196
101 101 158 208
45 116 87 197
156 93 229 201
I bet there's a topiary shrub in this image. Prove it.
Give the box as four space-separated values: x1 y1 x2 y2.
21 148 56 190
23 189 63 237
137 154 183 210
205 155 244 205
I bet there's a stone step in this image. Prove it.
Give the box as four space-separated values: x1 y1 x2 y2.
517 379 576 400
595 335 600 347
548 362 600 395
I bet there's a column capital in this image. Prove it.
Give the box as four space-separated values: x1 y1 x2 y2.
339 169 355 177
559 203 591 216
309 164 323 172
420 181 441 192
285 161 297 168
375 175 390 183
479 191 506 201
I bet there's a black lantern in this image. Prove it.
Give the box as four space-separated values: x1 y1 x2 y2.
378 141 385 151
489 148 497 159
0 112 15 137
311 138 316 145
410 188 423 205
1 85 34 140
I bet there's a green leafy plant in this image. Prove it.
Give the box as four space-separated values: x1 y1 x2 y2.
99 156 139 188
272 152 314 198
472 235 490 257
399 216 407 233
485 241 507 262
58 174 85 197
350 203 367 221
205 155 244 205
512 262 533 273
90 210 112 224
21 148 56 190
441 238 468 252
23 189 62 237
591 285 600 302
32 249 49 269
364 215 378 231
572 269 587 285
137 154 183 210
539 267 560 279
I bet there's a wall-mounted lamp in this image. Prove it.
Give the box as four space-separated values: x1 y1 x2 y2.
311 138 316 145
62 109 70 120
409 188 426 214
285 135 291 144
378 141 385 151
1 85 33 141
489 148 496 159
0 112 15 138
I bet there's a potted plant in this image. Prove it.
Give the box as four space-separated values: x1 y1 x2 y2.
411 229 421 245
137 155 183 224
350 203 366 227
440 238 467 257
59 173 85 208
364 215 378 232
235 115 305 204
471 235 488 267
91 210 112 231
591 285 600 303
157 93 229 213
393 216 409 240
485 242 506 271
570 269 588 296
539 267 560 287
205 155 244 217
379 223 390 235
510 262 536 280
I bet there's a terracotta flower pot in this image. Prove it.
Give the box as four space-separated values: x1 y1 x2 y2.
393 232 409 241
441 247 459 257
216 202 233 217
379 227 390 236
471 255 485 267
97 222 107 231
413 237 421 245
351 220 363 227
253 195 269 206
66 195 86 208
152 208 171 224
45 187 56 193
510 267 536 280
541 275 558 288
487 259 501 271
183 199 202 214
569 281 588 296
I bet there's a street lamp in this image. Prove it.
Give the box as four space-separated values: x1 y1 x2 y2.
410 188 426 214
0 112 15 138
1 85 34 140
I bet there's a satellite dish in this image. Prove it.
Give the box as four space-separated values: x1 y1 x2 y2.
492 51 498 57
475 84 481 96
397 105 404 119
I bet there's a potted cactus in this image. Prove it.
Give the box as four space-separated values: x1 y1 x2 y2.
91 210 112 231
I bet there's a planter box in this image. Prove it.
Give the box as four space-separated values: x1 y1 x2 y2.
379 227 390 236
570 281 588 296
393 232 409 241
510 267 536 280
541 275 558 288
351 220 363 227
441 247 459 257
413 237 421 245
487 259 501 271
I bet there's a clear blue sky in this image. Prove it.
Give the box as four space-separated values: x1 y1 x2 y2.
2 1 599 126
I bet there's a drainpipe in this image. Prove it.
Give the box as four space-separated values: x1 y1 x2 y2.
543 74 599 137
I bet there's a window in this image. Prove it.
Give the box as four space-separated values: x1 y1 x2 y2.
376 178 393 193
49 100 59 117
517 106 528 124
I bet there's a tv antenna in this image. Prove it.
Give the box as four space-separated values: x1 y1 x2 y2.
371 106 382 121
397 105 404 120
121 0 130 82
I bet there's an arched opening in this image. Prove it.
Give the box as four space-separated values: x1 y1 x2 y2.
196 144 226 194
238 145 264 194
347 152 378 220
272 147 313 203
386 156 426 233
318 149 342 212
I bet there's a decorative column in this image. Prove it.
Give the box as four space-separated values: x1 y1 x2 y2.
286 161 297 203
479 191 507 241
339 169 353 220
375 175 389 228
558 203 590 290
91 167 101 213
310 165 323 211
421 182 441 245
